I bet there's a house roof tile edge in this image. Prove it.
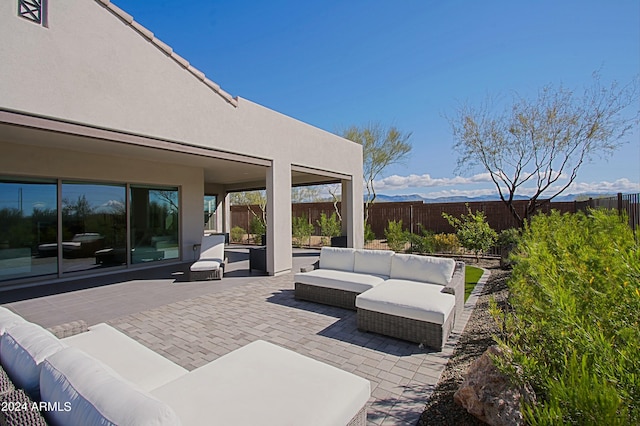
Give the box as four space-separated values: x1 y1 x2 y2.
96 0 238 107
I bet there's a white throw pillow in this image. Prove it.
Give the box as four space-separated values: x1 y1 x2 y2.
390 253 456 286
319 247 356 272
0 322 67 400
353 249 394 277
0 307 26 336
40 347 181 426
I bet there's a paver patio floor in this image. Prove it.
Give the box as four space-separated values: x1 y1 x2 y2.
2 247 487 425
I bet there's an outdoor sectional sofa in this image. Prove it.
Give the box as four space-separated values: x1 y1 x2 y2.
0 307 370 426
294 247 465 350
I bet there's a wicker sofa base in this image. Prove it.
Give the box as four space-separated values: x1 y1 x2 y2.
294 282 359 310
347 405 367 426
357 308 454 350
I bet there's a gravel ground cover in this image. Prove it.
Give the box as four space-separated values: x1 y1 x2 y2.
418 259 511 425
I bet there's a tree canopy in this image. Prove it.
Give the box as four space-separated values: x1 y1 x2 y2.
449 74 639 227
341 122 412 223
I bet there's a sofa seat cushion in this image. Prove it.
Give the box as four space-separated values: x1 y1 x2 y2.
390 253 456 286
294 269 386 294
40 347 181 426
356 280 455 325
319 247 356 272
190 259 222 272
0 322 67 401
151 340 370 426
0 307 26 336
353 249 394 277
62 323 188 392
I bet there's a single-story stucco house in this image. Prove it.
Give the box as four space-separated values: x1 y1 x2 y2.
0 0 364 288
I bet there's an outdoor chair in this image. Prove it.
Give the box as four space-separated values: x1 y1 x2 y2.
190 234 227 280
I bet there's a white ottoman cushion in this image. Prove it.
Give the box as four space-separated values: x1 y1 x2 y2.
319 247 356 272
40 347 181 426
151 340 370 426
294 269 385 293
62 323 188 391
353 249 394 277
390 254 456 286
356 280 455 325
0 322 67 400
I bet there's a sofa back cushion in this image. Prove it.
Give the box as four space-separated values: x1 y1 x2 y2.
319 247 356 272
0 307 26 336
40 347 181 426
0 322 67 400
353 250 394 277
390 254 456 286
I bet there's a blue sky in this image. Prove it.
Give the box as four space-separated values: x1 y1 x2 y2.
114 0 639 199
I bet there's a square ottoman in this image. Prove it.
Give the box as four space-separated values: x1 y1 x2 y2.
355 280 456 350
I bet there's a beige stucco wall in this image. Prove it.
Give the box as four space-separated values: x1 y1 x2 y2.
0 140 205 262
0 0 364 274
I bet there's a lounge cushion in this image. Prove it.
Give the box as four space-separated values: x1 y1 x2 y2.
390 254 456 286
190 259 221 272
61 323 188 392
199 234 225 261
356 280 455 325
151 340 370 426
0 307 26 336
0 322 67 400
319 247 356 272
353 249 394 277
40 347 181 426
294 269 385 294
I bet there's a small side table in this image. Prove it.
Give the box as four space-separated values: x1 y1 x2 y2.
249 247 267 273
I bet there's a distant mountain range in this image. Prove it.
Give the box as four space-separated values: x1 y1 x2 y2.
372 193 618 204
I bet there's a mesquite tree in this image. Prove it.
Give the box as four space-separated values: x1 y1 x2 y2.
450 74 639 227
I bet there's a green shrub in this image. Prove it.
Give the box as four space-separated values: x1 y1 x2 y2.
230 226 245 243
495 209 640 424
317 212 341 245
292 214 314 247
364 222 376 244
407 228 435 254
249 216 266 244
433 233 460 253
384 220 409 252
443 205 497 261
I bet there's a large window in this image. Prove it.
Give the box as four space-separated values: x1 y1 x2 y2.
204 195 217 232
61 182 126 273
130 186 179 264
0 179 57 281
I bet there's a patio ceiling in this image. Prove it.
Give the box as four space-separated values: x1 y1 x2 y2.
0 113 344 191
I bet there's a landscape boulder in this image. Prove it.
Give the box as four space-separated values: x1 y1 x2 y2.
454 345 536 426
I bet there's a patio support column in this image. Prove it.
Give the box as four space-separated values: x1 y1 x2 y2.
342 178 364 249
221 192 231 235
266 161 292 275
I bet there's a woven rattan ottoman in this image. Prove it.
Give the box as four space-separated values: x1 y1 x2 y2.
355 280 456 350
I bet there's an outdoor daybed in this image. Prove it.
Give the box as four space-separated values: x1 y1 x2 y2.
0 307 370 426
294 247 465 349
190 233 227 280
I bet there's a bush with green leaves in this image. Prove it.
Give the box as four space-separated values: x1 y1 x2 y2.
494 209 640 425
292 214 314 247
443 205 497 261
433 233 460 253
249 216 266 244
364 222 376 244
230 226 245 243
316 212 341 245
384 220 409 252
407 228 435 254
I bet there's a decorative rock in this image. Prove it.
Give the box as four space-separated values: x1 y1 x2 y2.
453 345 536 426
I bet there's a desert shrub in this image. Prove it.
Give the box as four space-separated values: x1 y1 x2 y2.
230 226 245 243
407 228 435 254
292 214 314 247
443 205 497 261
249 216 266 244
384 220 409 252
364 222 376 244
494 209 640 424
317 212 341 245
433 233 460 253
